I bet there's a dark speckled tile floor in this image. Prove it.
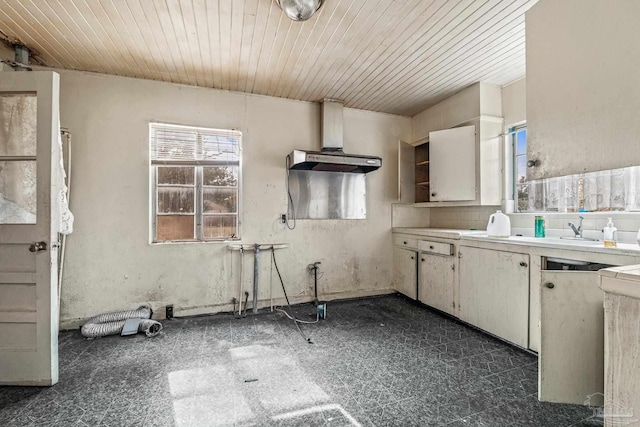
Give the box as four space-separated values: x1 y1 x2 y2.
0 295 601 426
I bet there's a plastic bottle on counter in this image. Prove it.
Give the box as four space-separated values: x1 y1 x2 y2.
535 215 545 238
486 210 511 238
604 218 617 248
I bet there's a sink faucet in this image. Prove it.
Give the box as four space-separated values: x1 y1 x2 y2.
568 216 584 238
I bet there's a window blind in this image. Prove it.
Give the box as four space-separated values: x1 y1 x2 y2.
150 123 241 165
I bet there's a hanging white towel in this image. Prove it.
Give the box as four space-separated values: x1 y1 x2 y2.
56 116 74 235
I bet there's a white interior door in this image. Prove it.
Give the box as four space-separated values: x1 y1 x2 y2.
539 271 603 405
429 125 476 201
0 71 60 385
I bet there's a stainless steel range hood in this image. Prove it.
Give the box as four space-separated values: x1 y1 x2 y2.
287 100 382 173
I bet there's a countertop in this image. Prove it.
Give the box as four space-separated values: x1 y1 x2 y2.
393 227 640 256
392 228 486 240
599 264 640 298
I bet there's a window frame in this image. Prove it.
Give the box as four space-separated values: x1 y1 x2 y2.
149 123 242 243
508 123 639 213
511 124 527 213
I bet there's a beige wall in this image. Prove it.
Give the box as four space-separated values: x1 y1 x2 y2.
502 78 526 127
55 70 411 326
412 83 480 141
428 206 496 230
0 43 13 61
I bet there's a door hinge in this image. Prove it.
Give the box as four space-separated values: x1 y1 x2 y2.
458 251 462 258
451 264 455 271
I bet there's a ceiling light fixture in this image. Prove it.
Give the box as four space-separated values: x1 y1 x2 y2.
275 0 324 21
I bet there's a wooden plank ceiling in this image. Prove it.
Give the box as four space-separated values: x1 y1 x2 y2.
0 0 537 116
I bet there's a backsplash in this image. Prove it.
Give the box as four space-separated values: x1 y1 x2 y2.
510 212 640 244
391 204 430 228
428 206 499 230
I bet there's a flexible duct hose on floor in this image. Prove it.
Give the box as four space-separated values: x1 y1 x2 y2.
81 306 163 338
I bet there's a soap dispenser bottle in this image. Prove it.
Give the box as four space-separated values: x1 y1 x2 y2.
604 218 617 248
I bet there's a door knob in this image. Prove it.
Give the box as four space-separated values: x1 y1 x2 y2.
520 261 528 267
29 241 47 253
545 282 555 289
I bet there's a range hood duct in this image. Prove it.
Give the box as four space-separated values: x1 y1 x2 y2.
288 100 382 173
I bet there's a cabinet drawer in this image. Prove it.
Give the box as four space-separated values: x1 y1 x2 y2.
394 236 418 249
418 240 453 256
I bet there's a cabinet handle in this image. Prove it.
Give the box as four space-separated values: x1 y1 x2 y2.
545 282 555 289
410 256 414 260
431 192 437 197
429 245 434 250
520 261 528 267
403 241 407 245
421 258 425 262
29 241 47 253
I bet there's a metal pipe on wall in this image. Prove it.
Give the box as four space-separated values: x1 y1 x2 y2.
13 44 29 71
238 247 244 315
227 243 289 315
253 244 260 313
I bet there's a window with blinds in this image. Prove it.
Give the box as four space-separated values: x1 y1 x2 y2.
150 123 241 242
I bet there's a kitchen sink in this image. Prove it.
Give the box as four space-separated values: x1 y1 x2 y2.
552 237 602 245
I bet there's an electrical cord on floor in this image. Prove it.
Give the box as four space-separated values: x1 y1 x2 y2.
242 291 249 318
271 248 316 344
275 308 319 325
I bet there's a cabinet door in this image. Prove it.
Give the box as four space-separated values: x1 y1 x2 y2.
393 247 417 300
604 293 640 420
419 253 455 315
539 271 603 406
397 140 415 204
429 125 476 201
459 246 529 347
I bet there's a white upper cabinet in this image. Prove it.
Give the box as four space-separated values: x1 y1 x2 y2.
526 0 640 180
429 126 476 202
399 82 503 206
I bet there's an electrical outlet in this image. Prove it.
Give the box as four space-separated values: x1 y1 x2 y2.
166 304 174 319
280 214 287 223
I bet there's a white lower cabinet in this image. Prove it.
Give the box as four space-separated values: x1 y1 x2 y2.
600 266 640 425
459 246 529 348
539 270 604 406
418 252 455 315
393 246 417 300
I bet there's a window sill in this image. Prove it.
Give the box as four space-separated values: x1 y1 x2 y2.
150 239 240 245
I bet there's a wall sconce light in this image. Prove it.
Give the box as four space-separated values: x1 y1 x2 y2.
276 0 324 21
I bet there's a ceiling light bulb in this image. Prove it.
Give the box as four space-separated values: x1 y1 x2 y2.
276 0 324 21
